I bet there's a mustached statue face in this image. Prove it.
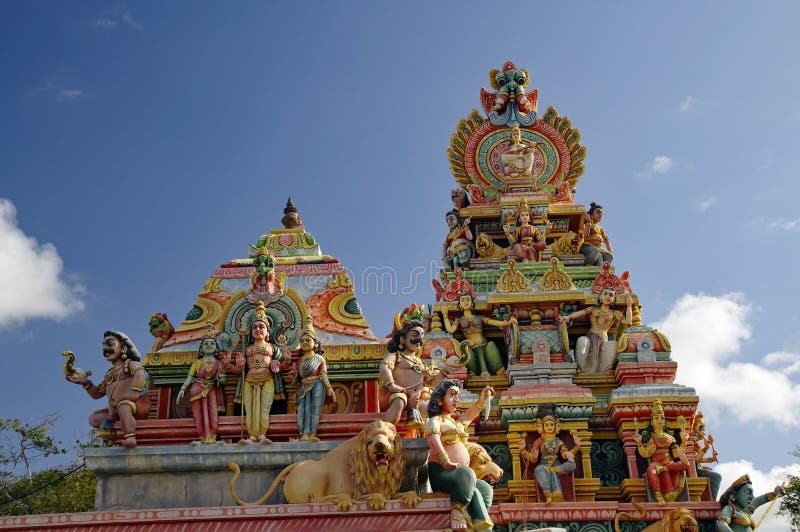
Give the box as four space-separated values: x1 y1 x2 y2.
403 326 424 351
103 335 123 362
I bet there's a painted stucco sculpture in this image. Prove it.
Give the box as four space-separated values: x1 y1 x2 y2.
518 403 581 503
228 420 421 511
581 201 614 266
633 399 691 504
176 323 226 445
442 209 475 271
293 318 336 442
425 380 495 530
504 198 546 262
692 411 722 499
232 301 287 444
717 474 784 531
380 320 446 427
65 330 150 448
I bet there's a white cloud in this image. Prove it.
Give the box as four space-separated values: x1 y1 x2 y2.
120 11 143 31
680 95 695 112
651 155 673 174
768 218 800 232
654 293 800 427
93 19 118 29
698 196 718 211
715 459 800 532
637 155 674 178
57 89 87 103
0 199 85 328
763 351 800 375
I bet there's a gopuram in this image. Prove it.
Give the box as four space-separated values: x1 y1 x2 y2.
2 61 785 531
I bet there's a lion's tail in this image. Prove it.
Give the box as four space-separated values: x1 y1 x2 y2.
613 502 647 532
228 460 298 506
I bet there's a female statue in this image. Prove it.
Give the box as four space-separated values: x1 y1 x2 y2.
441 292 516 377
442 209 474 271
559 287 632 373
692 411 722 499
294 320 336 442
518 403 581 503
717 474 784 531
501 124 538 177
580 202 614 266
503 198 545 262
177 324 226 445
633 399 690 504
425 379 495 531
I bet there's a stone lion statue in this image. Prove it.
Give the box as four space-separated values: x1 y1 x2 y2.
547 231 584 260
614 503 697 532
228 420 421 512
475 233 508 260
465 441 504 484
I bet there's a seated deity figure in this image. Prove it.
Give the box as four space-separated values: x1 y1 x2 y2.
66 331 150 448
442 209 475 271
501 124 538 177
518 403 581 503
559 287 632 373
580 202 614 266
717 474 785 531
633 399 690 504
232 301 287 444
503 198 546 262
440 291 516 377
380 320 448 428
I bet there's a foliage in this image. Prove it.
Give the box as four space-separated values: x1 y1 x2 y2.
779 446 800 531
0 415 96 516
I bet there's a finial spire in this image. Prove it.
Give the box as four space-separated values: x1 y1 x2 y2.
281 197 303 228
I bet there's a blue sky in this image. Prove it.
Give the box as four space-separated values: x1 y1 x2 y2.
1 2 799 525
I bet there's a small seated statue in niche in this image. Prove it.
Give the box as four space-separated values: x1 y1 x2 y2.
717 474 785 531
580 202 614 266
559 286 632 373
501 124 540 178
442 209 475 271
633 399 690 505
503 198 546 262
518 403 581 503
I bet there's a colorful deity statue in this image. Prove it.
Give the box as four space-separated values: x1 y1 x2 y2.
559 286 632 373
442 209 475 271
692 411 722 499
717 474 785 531
518 403 581 503
65 331 150 448
293 318 336 442
380 320 446 428
425 380 495 531
489 61 534 116
441 292 516 377
176 324 226 445
501 124 539 178
633 399 690 504
503 198 546 262
247 247 283 305
231 301 287 444
580 202 614 266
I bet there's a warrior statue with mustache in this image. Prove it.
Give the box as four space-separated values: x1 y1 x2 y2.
66 330 150 448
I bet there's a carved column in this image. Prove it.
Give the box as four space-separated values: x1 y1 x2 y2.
621 431 640 478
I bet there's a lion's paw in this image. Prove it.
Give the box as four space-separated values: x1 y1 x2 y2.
334 494 355 512
366 493 387 510
400 491 422 508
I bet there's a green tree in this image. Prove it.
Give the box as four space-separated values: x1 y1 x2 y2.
779 446 800 531
0 415 96 516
